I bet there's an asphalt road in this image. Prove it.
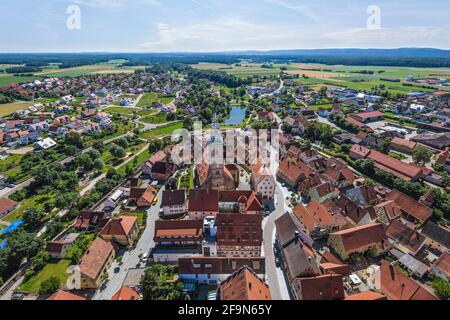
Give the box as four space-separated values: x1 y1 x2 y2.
92 186 165 300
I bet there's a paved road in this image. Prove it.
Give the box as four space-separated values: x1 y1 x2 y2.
92 186 165 300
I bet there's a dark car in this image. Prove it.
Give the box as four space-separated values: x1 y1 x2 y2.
11 293 25 300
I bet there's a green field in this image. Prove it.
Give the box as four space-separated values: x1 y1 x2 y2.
104 107 140 115
139 122 183 139
139 113 168 124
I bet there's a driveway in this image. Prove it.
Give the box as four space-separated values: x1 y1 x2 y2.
92 186 165 300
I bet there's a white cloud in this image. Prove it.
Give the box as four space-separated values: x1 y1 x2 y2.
139 17 328 52
263 0 320 23
70 0 161 9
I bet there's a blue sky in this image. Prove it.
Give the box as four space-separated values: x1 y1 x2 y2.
0 0 449 52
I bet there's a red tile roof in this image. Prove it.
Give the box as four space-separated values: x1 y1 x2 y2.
386 189 432 223
433 252 450 278
47 290 86 301
216 213 263 247
353 111 384 120
188 189 219 212
330 223 388 254
220 266 271 300
0 198 17 216
294 274 345 300
100 216 137 238
391 137 417 150
154 220 203 242
79 237 114 281
112 286 140 301
344 291 385 300
378 260 438 300
386 220 425 253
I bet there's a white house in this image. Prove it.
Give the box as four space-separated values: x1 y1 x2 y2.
35 137 57 151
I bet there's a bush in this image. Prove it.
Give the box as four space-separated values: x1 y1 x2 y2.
432 278 450 300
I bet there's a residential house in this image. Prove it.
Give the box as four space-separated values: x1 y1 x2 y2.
161 190 187 217
335 195 374 226
292 274 345 301
99 216 139 247
142 151 168 176
386 220 426 255
277 160 314 189
292 199 346 236
46 233 80 259
78 238 115 289
151 161 174 181
309 182 337 203
188 189 219 220
374 260 437 300
129 186 157 208
386 189 432 224
328 224 389 260
371 200 402 226
411 132 450 150
153 220 204 262
250 162 276 201
431 252 450 281
421 221 450 253
390 138 417 154
220 265 271 300
47 291 86 301
0 198 17 219
112 286 140 301
178 257 266 285
215 213 263 258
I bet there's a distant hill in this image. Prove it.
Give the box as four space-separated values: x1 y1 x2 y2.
1 48 450 68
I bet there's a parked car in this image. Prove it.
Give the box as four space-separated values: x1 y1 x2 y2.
11 293 25 300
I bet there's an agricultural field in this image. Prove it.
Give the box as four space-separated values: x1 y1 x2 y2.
0 75 41 87
0 101 33 116
193 62 450 94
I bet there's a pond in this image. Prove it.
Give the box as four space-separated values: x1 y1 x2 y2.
225 106 247 126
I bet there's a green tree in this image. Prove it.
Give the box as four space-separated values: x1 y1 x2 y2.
22 207 45 230
65 132 84 149
141 265 183 300
110 144 126 159
39 277 60 295
412 146 432 165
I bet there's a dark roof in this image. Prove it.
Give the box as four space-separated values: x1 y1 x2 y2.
188 189 219 212
161 189 186 206
281 236 320 279
421 221 450 250
293 274 345 300
274 212 303 247
216 213 263 247
178 257 265 275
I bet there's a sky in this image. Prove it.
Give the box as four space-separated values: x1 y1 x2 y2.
0 0 449 52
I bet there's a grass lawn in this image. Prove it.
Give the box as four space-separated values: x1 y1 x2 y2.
137 93 175 108
0 102 33 116
139 114 168 124
137 109 157 116
105 107 140 115
139 122 183 139
19 259 72 293
2 192 56 223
